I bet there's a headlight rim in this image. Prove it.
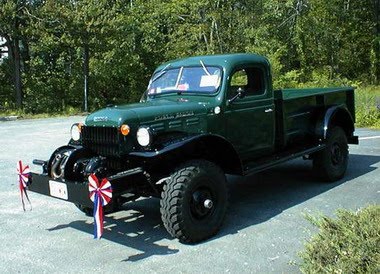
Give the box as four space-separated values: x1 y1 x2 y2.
70 123 82 141
136 126 152 147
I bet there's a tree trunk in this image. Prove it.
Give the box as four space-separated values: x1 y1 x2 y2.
21 37 30 72
13 37 23 109
3 33 23 109
374 0 380 84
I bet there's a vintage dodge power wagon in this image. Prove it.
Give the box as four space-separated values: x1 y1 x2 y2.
30 53 358 243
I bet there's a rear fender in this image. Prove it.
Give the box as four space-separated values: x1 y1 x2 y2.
316 105 357 144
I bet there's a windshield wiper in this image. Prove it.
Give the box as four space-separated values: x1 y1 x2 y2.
151 63 171 84
147 63 171 98
200 60 211 76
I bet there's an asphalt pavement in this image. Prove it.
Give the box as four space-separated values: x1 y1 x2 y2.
0 117 379 273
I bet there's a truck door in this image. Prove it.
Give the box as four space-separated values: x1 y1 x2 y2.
224 66 275 162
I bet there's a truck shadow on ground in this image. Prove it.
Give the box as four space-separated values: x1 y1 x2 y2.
218 153 380 239
47 153 379 261
47 198 178 262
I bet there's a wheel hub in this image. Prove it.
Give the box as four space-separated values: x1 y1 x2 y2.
331 143 343 165
190 187 214 219
204 199 213 209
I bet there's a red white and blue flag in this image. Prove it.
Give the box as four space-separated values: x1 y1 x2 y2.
88 174 112 239
17 160 32 211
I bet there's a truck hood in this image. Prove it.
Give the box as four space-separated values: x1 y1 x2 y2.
85 98 210 127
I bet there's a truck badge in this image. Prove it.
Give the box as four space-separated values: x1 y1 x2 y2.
94 116 108 122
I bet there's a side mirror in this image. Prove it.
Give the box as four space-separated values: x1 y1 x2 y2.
237 87 246 98
228 87 246 104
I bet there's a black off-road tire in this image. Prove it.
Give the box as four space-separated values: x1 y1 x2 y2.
160 160 228 243
313 126 349 182
75 204 93 216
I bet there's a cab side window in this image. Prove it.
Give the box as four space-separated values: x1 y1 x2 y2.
228 69 247 98
231 70 248 87
228 67 265 99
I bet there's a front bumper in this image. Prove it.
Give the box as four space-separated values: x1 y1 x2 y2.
28 168 146 208
28 173 93 207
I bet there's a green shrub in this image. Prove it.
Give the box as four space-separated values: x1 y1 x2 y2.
355 86 380 128
273 67 362 90
299 205 380 274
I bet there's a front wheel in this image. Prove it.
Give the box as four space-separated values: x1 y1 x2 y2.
313 126 349 182
75 204 93 216
160 160 228 243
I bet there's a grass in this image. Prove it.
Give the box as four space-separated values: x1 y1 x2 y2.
299 205 380 274
355 86 380 129
0 107 86 119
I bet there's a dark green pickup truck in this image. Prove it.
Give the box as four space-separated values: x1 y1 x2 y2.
30 53 358 243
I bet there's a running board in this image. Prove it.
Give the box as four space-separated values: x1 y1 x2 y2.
243 144 326 176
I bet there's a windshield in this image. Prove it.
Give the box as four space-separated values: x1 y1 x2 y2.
147 66 221 96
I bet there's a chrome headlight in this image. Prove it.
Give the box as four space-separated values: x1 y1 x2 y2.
70 123 82 141
136 127 152 147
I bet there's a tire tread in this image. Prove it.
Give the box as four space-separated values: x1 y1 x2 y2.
160 160 227 243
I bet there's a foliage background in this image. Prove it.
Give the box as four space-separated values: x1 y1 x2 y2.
0 0 379 118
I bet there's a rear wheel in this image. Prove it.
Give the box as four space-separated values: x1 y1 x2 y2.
313 127 349 182
160 160 228 243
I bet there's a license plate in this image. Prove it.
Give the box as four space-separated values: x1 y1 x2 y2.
49 180 68 200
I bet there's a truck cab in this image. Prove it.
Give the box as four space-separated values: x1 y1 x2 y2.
223 58 275 161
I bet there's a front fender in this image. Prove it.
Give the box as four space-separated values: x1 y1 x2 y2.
129 134 243 175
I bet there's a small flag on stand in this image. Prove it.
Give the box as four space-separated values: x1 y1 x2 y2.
17 160 32 211
88 174 112 239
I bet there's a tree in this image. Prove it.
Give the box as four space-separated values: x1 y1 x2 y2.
0 0 30 108
0 0 378 112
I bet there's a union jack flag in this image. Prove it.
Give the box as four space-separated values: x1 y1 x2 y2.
17 160 32 211
88 174 112 239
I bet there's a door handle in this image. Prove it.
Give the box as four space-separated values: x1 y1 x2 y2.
264 108 273 113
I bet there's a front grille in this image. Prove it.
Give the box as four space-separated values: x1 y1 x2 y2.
82 126 121 156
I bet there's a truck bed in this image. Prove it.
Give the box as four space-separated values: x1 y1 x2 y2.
274 87 355 149
276 87 354 101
